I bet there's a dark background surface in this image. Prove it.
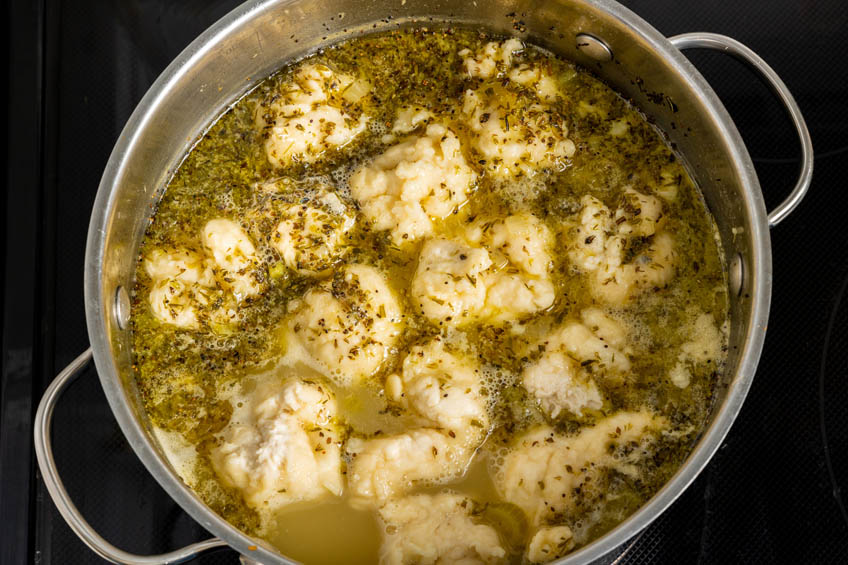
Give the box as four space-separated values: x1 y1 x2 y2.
2 0 847 563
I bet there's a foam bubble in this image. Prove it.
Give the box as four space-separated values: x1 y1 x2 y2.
368 119 389 137
329 163 358 201
489 174 549 212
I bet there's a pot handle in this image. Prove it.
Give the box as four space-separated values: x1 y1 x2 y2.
33 348 230 564
669 32 813 228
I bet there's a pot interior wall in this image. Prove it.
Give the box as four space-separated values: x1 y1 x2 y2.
91 0 763 560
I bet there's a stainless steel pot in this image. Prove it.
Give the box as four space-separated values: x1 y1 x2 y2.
33 1 813 563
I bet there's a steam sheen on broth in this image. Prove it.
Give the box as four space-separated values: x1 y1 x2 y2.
131 27 728 564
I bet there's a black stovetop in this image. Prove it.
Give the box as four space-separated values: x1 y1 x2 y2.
3 1 848 563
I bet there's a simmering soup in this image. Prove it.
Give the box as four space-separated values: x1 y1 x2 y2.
131 27 728 564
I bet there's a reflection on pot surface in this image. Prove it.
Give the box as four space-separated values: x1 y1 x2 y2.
131 28 728 564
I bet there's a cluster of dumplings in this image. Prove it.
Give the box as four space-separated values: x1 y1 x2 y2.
143 39 723 565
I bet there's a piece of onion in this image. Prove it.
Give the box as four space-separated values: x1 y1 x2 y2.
342 78 371 104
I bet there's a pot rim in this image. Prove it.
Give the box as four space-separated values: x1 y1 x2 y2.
84 1 771 563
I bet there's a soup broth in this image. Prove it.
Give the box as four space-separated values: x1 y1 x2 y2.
131 27 728 564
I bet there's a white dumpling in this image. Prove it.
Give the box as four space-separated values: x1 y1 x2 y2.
459 38 524 79
144 220 262 330
272 191 355 275
522 350 603 419
546 316 631 374
473 213 556 321
596 232 677 304
379 105 436 145
462 87 574 177
669 310 725 388
459 38 559 103
256 63 368 167
346 429 469 507
412 213 555 326
146 280 199 329
614 188 666 238
526 525 575 564
390 106 434 135
580 307 628 350
569 195 616 273
494 410 665 528
507 63 560 102
410 238 492 325
201 218 262 301
656 168 682 203
522 309 629 418
287 264 402 384
144 249 215 328
386 338 488 429
209 379 343 512
145 248 214 286
569 193 676 304
379 493 507 565
350 123 476 244
635 231 677 287
347 341 489 507
481 213 553 278
680 311 723 363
